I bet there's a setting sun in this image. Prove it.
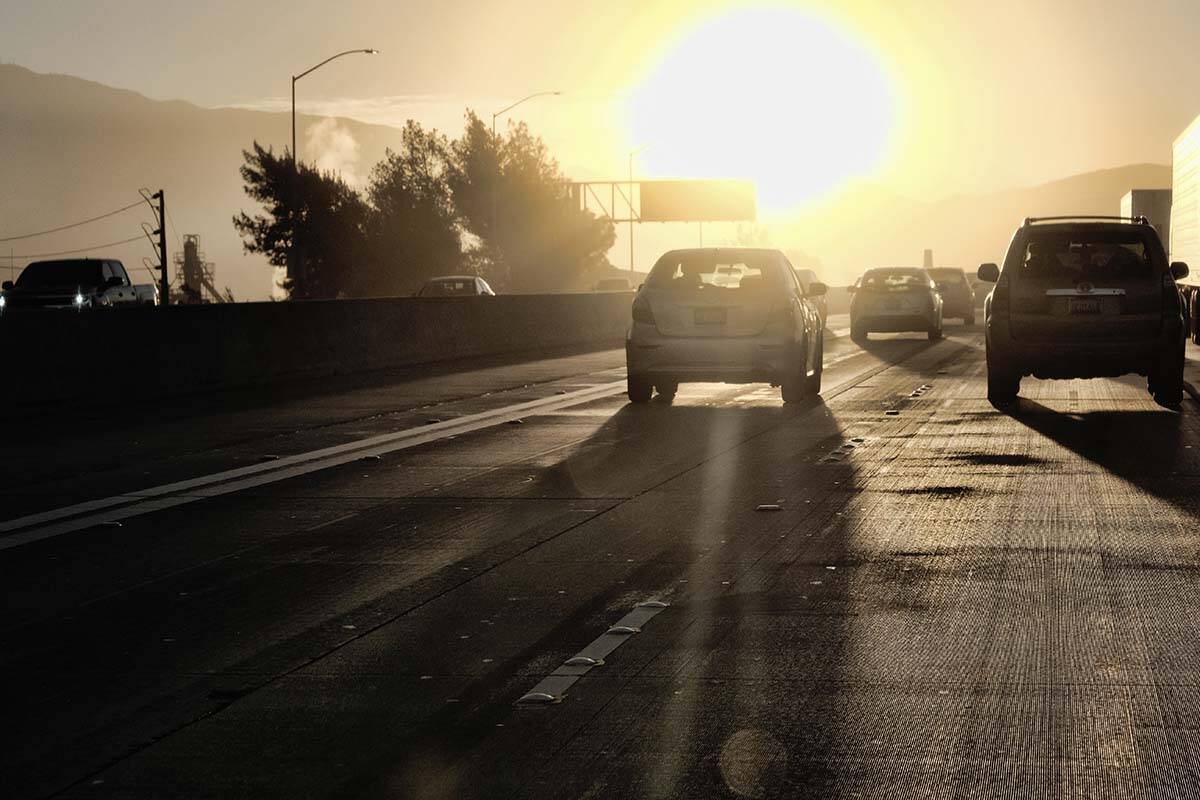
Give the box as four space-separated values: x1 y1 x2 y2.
626 6 896 216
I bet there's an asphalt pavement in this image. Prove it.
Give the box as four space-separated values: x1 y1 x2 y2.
7 321 1200 799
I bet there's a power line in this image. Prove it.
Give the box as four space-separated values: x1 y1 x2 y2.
0 200 147 243
10 235 147 260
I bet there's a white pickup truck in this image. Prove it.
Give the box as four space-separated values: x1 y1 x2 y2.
1 258 158 311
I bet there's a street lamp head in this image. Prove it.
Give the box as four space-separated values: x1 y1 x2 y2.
365 49 379 55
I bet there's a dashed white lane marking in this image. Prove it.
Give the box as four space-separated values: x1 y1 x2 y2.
517 600 670 705
0 380 627 551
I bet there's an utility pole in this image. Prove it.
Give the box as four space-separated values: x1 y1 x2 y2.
153 190 168 305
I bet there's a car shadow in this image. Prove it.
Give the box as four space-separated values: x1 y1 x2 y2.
343 397 866 799
1001 396 1196 510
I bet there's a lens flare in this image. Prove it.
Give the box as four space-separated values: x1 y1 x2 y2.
627 6 895 216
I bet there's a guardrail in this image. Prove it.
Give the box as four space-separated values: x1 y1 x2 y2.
0 293 634 411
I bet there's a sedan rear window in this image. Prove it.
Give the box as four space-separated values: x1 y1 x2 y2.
927 269 966 284
421 279 475 296
860 270 931 292
1020 232 1152 280
647 254 783 293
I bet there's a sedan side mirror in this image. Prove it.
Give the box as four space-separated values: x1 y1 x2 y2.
1171 261 1189 280
806 281 827 297
1 281 12 291
845 284 856 293
978 263 999 282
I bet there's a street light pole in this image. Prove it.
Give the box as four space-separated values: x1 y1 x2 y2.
289 48 377 292
291 48 378 166
489 91 562 282
629 145 648 275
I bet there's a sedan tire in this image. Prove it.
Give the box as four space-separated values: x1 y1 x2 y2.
628 374 653 404
1151 350 1185 409
804 334 824 396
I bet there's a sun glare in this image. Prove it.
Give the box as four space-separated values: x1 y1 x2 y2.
627 6 895 216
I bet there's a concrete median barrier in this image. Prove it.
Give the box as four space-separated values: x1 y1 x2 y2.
0 293 633 410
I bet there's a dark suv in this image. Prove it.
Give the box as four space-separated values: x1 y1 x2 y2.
978 216 1189 407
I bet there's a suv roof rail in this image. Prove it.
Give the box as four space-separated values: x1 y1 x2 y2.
1022 215 1150 226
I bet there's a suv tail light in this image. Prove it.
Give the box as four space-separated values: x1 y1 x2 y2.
991 272 1010 315
1163 272 1182 314
631 296 655 324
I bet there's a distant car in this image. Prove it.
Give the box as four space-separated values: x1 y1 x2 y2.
416 275 495 297
793 268 829 328
594 278 632 292
927 268 976 324
0 258 157 310
626 247 826 403
978 216 1189 407
849 267 944 343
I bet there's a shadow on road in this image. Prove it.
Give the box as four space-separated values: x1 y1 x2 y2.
1003 396 1195 510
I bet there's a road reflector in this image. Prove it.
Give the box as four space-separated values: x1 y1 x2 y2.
517 691 561 705
565 656 603 667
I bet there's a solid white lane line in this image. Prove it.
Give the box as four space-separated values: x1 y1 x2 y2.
0 342 903 552
517 600 669 705
0 380 627 548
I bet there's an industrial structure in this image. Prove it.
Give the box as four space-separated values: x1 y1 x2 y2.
172 235 224 304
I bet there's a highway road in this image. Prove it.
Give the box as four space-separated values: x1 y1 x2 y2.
7 321 1200 798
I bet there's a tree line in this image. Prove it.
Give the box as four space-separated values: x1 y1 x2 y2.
234 111 616 299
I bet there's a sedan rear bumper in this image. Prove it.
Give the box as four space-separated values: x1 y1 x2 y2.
854 312 937 333
626 324 797 384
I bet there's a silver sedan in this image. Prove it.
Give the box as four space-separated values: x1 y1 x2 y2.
625 248 826 404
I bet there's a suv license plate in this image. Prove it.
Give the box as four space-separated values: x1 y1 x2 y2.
1068 298 1101 314
694 308 727 325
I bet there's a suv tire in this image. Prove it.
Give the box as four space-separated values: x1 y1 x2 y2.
628 374 653 404
987 360 1020 406
1151 351 1185 408
850 325 868 345
928 324 943 341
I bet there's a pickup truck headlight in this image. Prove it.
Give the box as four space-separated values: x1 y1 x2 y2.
74 292 85 308
0 294 6 310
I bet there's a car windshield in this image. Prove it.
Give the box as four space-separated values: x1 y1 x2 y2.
422 279 475 296
860 269 931 292
646 252 784 293
1020 230 1153 279
927 269 966 284
16 260 102 288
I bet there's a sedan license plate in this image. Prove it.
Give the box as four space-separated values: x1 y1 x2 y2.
694 307 727 325
1068 298 1101 315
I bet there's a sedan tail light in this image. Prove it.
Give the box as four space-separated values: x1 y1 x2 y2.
631 296 655 324
767 304 795 330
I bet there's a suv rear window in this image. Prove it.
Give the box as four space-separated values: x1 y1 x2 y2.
647 253 783 293
1019 231 1153 280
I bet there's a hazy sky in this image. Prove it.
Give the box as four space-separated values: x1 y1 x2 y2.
4 0 1200 209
